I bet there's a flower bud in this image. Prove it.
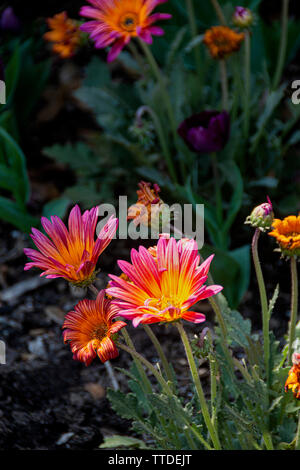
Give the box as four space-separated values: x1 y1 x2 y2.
233 6 254 29
245 197 274 231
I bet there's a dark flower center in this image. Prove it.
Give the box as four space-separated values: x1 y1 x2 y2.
120 13 138 32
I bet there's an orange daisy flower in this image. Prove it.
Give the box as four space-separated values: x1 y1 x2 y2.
203 26 244 60
269 214 300 257
44 11 81 58
128 181 163 228
63 290 126 365
79 0 172 62
106 235 223 326
285 353 300 399
24 205 118 287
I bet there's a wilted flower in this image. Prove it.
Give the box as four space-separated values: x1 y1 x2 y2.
0 7 21 32
269 214 300 257
24 205 118 287
44 12 81 58
106 235 223 326
128 181 166 229
285 353 300 399
178 111 230 153
79 0 172 62
203 26 244 60
245 197 274 231
233 6 254 29
63 290 126 366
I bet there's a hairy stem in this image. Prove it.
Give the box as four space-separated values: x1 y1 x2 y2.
288 256 298 364
252 229 270 385
143 325 175 389
176 322 221 450
210 0 227 25
273 0 290 89
219 60 229 110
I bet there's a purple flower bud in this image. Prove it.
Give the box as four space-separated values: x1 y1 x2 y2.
177 110 230 153
233 6 253 28
245 197 274 231
0 7 21 32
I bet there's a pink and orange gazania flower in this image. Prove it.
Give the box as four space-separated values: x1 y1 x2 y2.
79 0 172 62
24 205 118 286
63 290 126 365
106 235 223 326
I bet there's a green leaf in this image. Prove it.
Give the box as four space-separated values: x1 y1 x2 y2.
0 126 30 205
0 196 38 232
99 435 148 449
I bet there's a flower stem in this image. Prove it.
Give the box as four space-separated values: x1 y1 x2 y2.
296 411 300 450
104 361 119 390
138 39 187 180
243 29 251 140
136 106 178 184
211 152 223 226
262 431 274 450
219 59 229 110
210 0 227 25
251 229 270 385
273 0 290 89
288 256 298 364
121 328 153 394
143 325 175 389
185 0 202 76
138 40 177 137
176 322 221 450
117 340 172 395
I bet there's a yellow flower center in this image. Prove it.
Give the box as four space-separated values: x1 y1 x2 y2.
119 13 138 32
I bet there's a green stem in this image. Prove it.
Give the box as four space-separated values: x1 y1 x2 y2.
117 340 171 394
243 30 251 140
288 256 298 364
127 41 146 73
252 229 270 385
143 325 175 389
210 0 227 25
136 105 178 184
138 39 187 180
138 39 177 138
176 322 221 450
262 431 274 450
121 328 153 394
273 0 290 89
219 60 229 110
296 411 300 450
185 0 202 76
211 153 223 226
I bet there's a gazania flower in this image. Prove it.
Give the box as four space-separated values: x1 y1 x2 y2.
269 214 300 257
63 290 126 366
44 12 81 58
203 26 244 60
285 353 300 399
178 111 230 153
128 181 164 228
79 0 172 62
106 235 223 326
24 205 118 286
